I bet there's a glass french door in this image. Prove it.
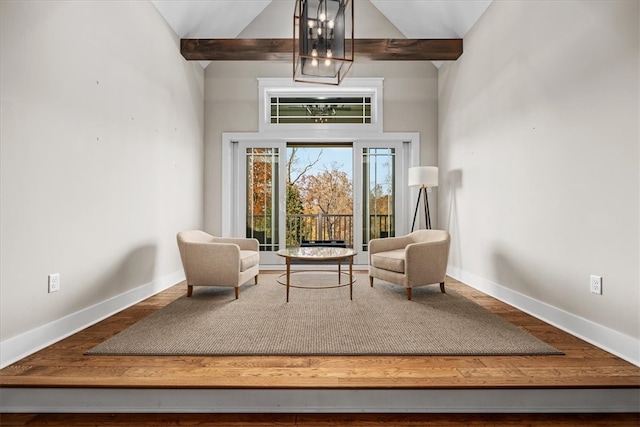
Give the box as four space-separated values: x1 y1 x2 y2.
353 140 406 265
237 141 287 264
234 139 408 266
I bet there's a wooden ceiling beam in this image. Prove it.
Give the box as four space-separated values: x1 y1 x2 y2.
353 39 462 61
180 38 462 62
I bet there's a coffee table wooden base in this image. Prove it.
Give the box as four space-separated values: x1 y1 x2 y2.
276 247 356 302
276 269 356 302
284 259 353 302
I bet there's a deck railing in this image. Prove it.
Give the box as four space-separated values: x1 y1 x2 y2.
248 214 394 249
285 213 394 247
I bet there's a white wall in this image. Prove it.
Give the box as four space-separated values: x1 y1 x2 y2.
439 0 639 361
203 61 439 235
0 1 204 365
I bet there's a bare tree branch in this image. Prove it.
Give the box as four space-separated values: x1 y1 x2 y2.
288 148 323 185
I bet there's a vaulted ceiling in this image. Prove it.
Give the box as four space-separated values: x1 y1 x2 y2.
151 0 492 67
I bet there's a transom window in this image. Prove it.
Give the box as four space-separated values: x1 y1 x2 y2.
270 96 372 124
258 78 383 133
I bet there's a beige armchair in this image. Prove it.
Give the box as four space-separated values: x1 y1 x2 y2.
176 230 260 299
369 229 450 300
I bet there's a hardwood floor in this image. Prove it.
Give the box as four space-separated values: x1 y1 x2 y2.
2 412 640 426
1 274 638 425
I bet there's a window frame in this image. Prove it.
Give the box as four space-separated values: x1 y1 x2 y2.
258 78 384 133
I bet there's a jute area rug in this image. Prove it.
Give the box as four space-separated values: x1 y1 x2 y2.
87 273 562 356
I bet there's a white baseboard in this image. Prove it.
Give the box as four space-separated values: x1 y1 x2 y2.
447 266 640 367
0 270 185 369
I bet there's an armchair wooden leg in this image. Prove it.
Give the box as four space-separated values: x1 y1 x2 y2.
255 274 259 285
406 288 412 301
369 276 374 287
187 285 193 297
440 282 446 293
234 287 239 299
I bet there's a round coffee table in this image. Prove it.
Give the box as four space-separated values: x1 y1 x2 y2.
276 247 357 302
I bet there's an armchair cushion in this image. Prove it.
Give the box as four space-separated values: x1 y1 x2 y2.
240 250 260 271
370 248 405 273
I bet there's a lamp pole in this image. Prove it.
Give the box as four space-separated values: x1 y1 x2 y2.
408 166 438 232
411 186 431 232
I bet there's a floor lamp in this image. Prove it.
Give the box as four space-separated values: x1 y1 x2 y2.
409 166 438 231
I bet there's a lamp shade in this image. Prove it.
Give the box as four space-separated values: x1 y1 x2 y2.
408 166 438 187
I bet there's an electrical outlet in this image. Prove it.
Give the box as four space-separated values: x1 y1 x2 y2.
590 275 602 295
48 273 60 293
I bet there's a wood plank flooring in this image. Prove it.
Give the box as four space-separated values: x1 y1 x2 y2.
2 412 640 426
1 274 639 425
1 275 638 390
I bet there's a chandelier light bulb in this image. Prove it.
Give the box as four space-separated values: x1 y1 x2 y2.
328 20 334 29
308 20 314 28
317 27 322 36
311 47 318 57
319 12 326 22
324 59 331 66
326 49 333 58
311 58 318 67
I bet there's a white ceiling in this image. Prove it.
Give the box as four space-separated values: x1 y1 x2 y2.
151 0 492 66
151 1 273 38
370 1 493 38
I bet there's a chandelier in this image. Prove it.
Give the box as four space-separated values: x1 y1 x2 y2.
305 104 337 122
293 0 354 85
